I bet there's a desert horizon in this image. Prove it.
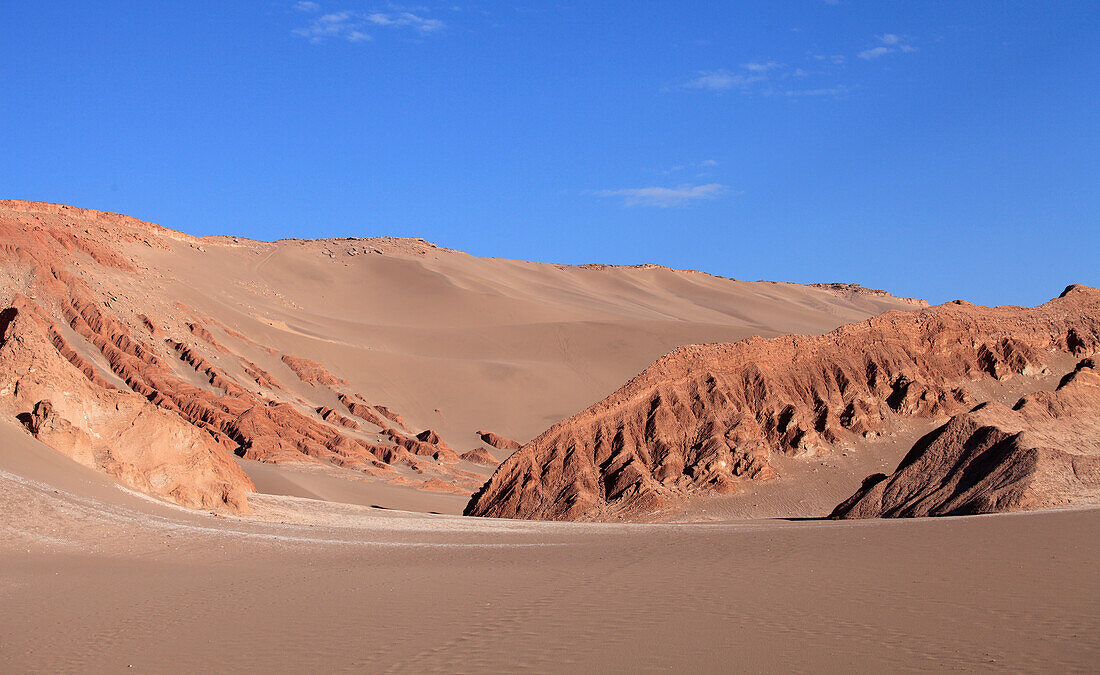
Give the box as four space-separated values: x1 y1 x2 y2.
3 2 1098 672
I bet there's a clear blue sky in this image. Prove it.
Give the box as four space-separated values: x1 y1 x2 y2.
3 2 1097 306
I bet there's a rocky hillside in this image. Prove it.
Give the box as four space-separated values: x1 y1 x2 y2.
832 357 1100 518
466 286 1100 520
1 200 922 512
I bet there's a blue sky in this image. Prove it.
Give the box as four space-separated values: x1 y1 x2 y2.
3 1 1097 306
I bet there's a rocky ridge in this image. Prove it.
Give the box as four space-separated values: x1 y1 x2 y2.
832 356 1100 518
466 286 1100 520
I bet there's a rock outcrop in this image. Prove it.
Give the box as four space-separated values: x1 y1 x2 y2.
477 430 522 451
0 200 483 508
460 447 499 466
1 296 253 511
831 358 1100 518
466 286 1100 520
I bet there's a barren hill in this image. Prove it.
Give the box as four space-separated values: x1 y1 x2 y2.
832 356 1100 518
0 200 917 512
465 286 1100 521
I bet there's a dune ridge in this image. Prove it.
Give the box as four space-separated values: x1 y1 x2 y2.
0 199 920 511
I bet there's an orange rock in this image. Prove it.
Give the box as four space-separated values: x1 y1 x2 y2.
476 429 522 451
832 358 1100 518
467 286 1100 521
460 447 498 466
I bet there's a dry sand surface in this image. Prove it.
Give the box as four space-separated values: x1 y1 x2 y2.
2 421 1098 673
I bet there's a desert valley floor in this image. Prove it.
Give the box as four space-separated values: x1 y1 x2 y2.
2 428 1097 672
1 201 1097 672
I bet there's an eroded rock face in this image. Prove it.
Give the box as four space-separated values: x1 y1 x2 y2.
466 286 1100 521
832 358 1100 518
460 447 499 466
0 200 484 508
476 430 522 451
1 297 253 511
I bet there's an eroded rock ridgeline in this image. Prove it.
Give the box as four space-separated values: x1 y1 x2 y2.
466 286 1100 520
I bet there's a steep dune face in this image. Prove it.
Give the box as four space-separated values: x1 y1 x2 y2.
0 199 921 511
466 286 1100 521
832 358 1100 518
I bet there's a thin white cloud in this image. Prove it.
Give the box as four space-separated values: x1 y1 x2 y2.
684 70 763 91
741 61 783 72
858 46 892 59
593 183 729 208
858 33 916 59
365 12 444 33
683 61 784 91
700 159 718 166
293 6 444 43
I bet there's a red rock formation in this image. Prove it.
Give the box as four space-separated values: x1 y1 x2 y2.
0 297 253 511
241 359 283 391
466 286 1100 520
316 406 361 430
337 393 388 429
0 200 476 507
476 429 522 451
460 447 499 466
280 354 349 386
832 358 1100 518
372 404 409 431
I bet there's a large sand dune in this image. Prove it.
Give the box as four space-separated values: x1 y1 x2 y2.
0 199 920 512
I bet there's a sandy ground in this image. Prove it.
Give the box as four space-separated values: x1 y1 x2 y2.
2 421 1097 673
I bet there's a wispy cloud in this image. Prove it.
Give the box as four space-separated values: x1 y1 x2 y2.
683 61 785 92
858 33 916 59
592 183 729 208
293 4 444 43
741 61 784 73
364 12 444 33
683 70 765 91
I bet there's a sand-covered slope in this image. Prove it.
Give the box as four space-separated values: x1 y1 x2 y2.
466 286 1100 521
832 357 1100 518
0 199 918 510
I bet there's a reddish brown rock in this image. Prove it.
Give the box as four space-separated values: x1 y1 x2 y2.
316 406 361 430
460 447 499 466
0 201 470 508
476 429 522 451
0 297 253 512
280 354 349 386
466 286 1100 521
832 358 1100 518
241 359 283 391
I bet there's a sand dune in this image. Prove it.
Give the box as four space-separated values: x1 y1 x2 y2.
0 199 920 511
